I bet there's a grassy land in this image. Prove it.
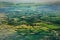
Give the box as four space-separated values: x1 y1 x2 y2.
0 21 60 40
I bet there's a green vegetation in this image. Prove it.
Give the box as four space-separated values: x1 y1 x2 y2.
0 2 60 40
0 12 60 40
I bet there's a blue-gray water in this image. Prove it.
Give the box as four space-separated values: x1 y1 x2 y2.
0 5 60 12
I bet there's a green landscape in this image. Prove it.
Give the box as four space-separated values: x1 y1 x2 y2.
0 2 60 40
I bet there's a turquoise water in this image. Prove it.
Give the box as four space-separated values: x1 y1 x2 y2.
0 5 60 12
0 5 60 17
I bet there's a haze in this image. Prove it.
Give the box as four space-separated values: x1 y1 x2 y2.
0 0 60 3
